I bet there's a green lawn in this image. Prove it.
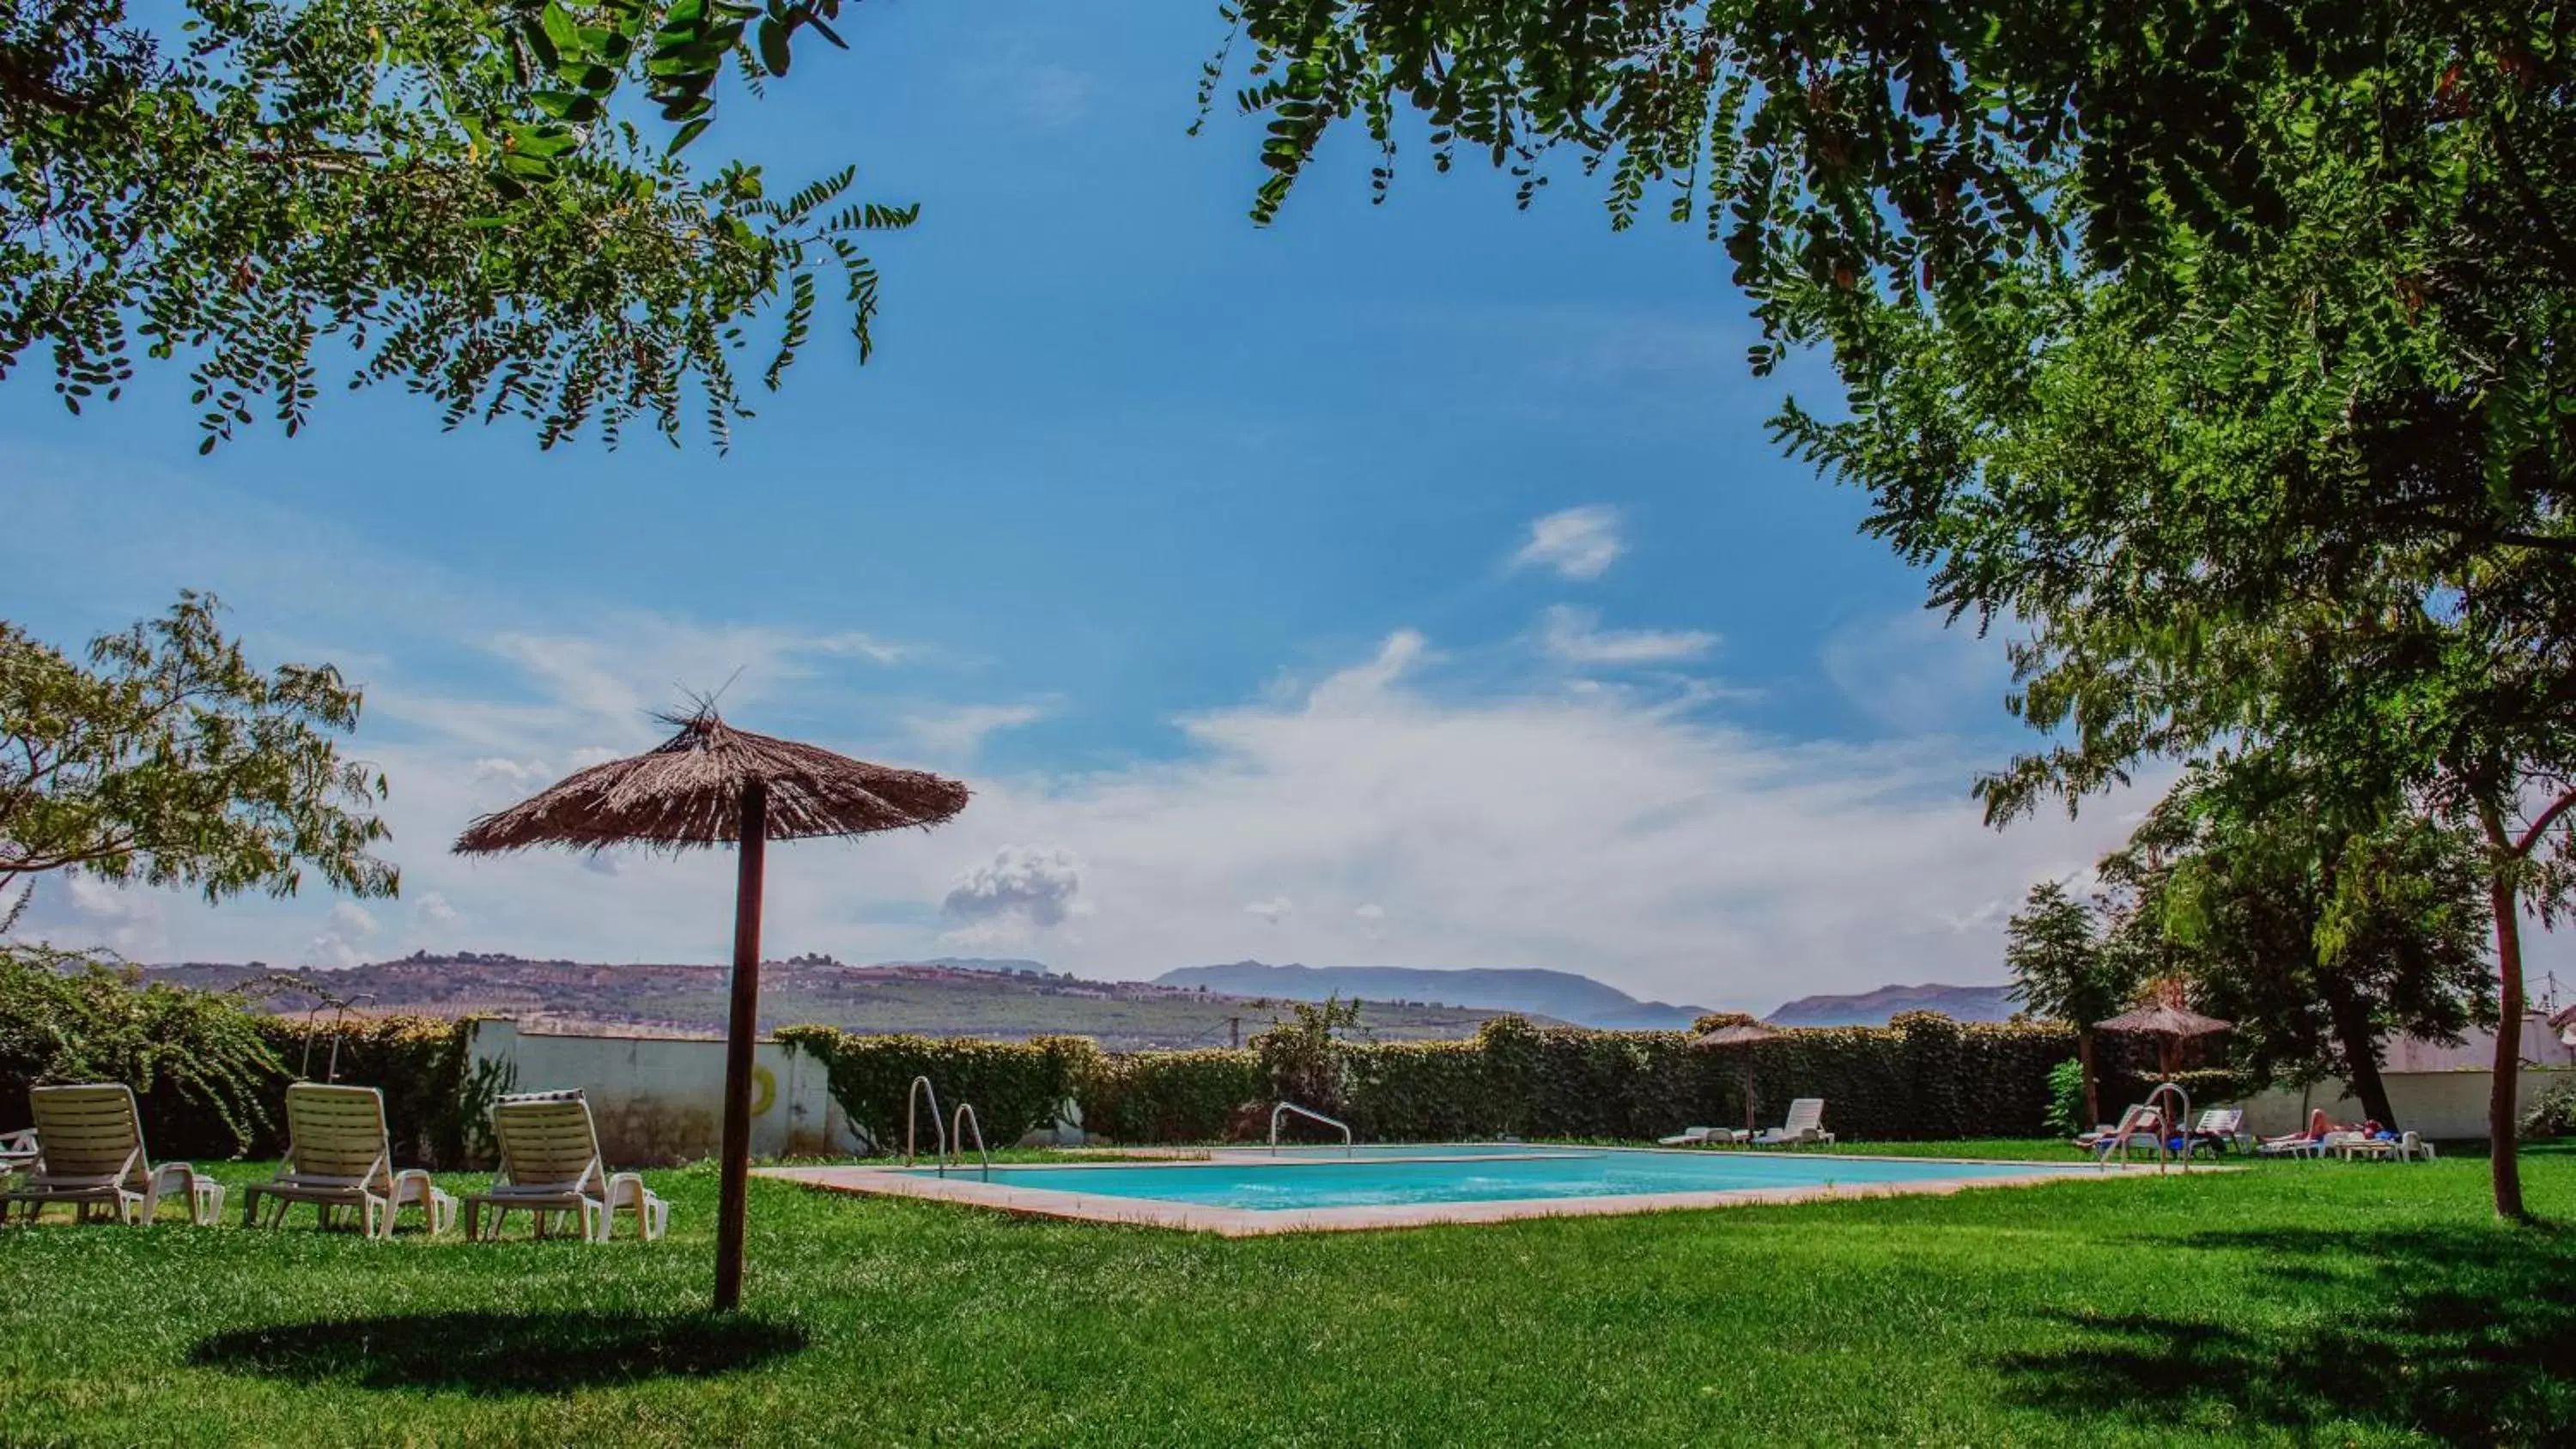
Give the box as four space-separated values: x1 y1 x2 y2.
3 1143 2572 1446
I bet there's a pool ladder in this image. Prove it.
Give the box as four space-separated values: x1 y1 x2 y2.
2101 1080 2193 1175
1270 1101 1354 1156
902 1076 992 1180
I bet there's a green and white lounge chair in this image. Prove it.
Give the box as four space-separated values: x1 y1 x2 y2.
1749 1098 1834 1148
240 1082 455 1238
0 1084 224 1226
1657 1125 1748 1147
461 1090 667 1243
0 1128 34 1175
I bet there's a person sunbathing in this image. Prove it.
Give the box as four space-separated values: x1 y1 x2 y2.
2262 1109 2385 1148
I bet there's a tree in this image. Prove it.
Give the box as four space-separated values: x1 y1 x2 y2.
0 592 396 915
6 0 902 450
1206 2 2576 1220
2101 759 2495 1129
2003 878 2131 1127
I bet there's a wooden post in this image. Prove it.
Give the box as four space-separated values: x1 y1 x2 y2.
714 780 768 1312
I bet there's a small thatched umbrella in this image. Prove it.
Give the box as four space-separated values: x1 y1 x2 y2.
2095 1001 2233 1081
1691 1020 1780 1133
455 710 969 1311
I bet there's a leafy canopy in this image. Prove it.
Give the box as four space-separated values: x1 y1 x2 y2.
2103 756 2494 1099
2002 879 2129 1031
4 0 904 450
0 592 395 907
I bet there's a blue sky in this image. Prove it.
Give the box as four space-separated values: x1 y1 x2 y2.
3 2 2178 1012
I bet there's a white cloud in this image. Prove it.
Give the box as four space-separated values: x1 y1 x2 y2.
1511 506 1624 580
1244 897 1294 925
416 892 459 925
328 903 380 937
1353 903 1386 922
905 704 1048 760
1821 609 2015 736
1537 605 1717 665
942 846 1085 935
472 757 552 788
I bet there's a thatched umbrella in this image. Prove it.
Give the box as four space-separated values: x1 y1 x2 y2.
1691 1021 1780 1133
2095 1001 2233 1081
454 710 969 1311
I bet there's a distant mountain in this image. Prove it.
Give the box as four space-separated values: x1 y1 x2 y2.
130 952 1514 1051
891 956 1052 976
1765 983 2020 1028
1151 961 1710 1030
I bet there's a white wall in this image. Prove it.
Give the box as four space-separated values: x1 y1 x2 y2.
467 1020 864 1165
2237 1068 2569 1140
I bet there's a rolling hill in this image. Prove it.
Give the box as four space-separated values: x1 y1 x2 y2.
1151 961 1710 1030
134 953 1528 1051
1764 983 2020 1028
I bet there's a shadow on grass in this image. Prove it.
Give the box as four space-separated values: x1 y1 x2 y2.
1996 1226 2576 1441
189 1310 806 1393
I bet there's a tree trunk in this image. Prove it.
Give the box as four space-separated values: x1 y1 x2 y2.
2077 1028 2100 1126
714 781 769 1311
2485 869 2527 1220
2319 976 2397 1129
2474 797 2528 1222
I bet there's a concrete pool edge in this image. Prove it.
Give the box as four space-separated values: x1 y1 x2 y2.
757 1152 2195 1236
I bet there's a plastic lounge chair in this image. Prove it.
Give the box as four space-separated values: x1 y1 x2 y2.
461 1090 667 1243
0 1129 33 1176
2188 1107 2249 1155
0 1084 223 1226
1657 1125 1748 1147
2395 1131 2437 1161
1749 1098 1834 1148
2079 1102 2181 1161
240 1083 455 1239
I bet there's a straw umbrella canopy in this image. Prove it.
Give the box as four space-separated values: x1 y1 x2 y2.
2094 1001 2233 1081
1691 1021 1780 1133
454 710 969 1311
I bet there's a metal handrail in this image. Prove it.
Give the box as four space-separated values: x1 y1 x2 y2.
946 1103 992 1181
298 992 377 1082
2105 1080 2193 1174
905 1076 945 1167
1269 1101 1354 1156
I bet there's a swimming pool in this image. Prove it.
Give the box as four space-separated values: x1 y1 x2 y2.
765 1144 2140 1235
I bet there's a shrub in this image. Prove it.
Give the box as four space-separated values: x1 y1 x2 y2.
777 1028 1099 1151
1079 1048 1262 1143
248 1013 484 1167
2044 1058 2087 1137
2519 1076 2576 1142
0 943 281 1155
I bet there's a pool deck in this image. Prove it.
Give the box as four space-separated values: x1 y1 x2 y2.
758 1148 2184 1236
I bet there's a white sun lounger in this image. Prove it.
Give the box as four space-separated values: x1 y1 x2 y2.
1657 1125 1749 1147
1749 1098 1834 1148
0 1084 224 1226
240 1082 455 1239
2189 1107 2250 1154
462 1090 667 1244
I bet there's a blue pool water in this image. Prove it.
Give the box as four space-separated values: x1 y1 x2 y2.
905 1145 2097 1211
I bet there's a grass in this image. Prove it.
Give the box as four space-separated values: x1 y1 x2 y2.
3 1143 2572 1446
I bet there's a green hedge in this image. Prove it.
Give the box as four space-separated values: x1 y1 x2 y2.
778 1013 2128 1149
1080 1048 1263 1143
777 1028 1099 1151
1 948 485 1166
246 1015 487 1167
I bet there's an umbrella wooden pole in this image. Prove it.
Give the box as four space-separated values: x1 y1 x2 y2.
714 780 768 1313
